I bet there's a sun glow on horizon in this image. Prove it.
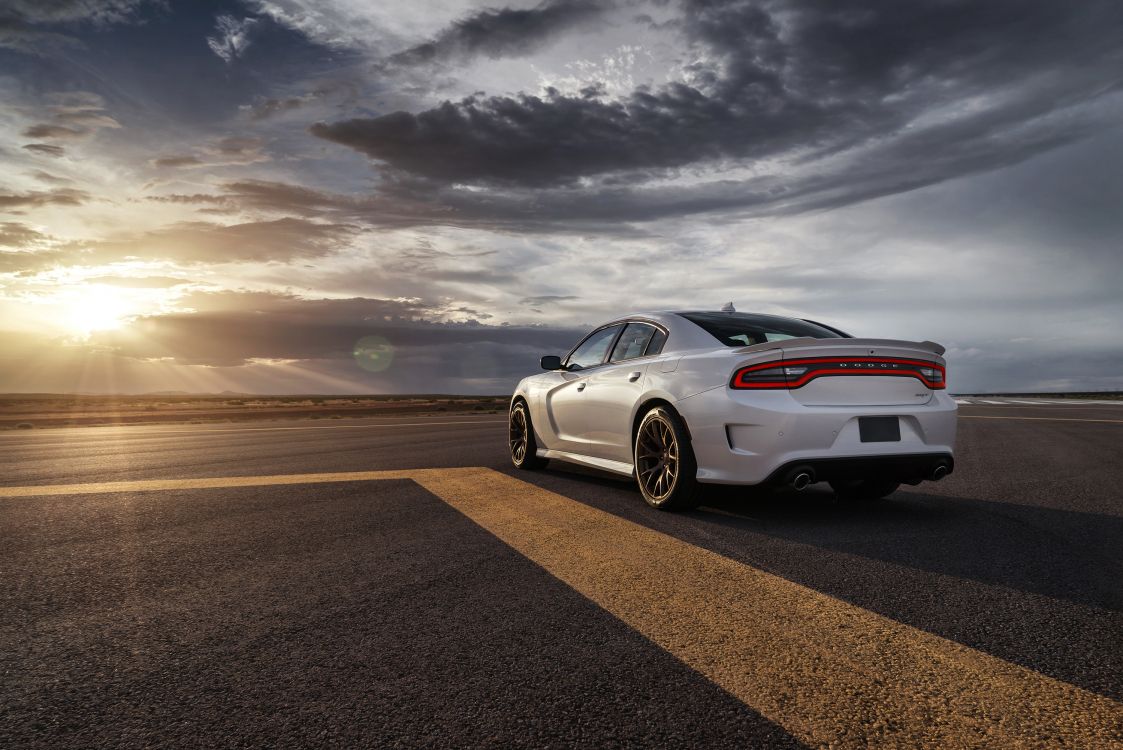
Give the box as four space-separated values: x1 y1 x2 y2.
59 285 139 336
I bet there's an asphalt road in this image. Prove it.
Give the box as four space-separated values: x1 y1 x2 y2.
1 401 1121 747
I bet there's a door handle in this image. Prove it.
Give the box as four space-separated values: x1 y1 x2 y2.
576 383 586 391
628 371 642 382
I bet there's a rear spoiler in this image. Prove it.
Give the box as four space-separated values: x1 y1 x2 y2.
732 337 946 357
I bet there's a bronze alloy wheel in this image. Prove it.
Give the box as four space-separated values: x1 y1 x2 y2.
636 415 679 501
634 406 701 510
509 401 548 470
509 405 529 464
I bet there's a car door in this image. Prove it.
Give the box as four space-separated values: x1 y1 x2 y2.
574 322 664 463
544 323 624 454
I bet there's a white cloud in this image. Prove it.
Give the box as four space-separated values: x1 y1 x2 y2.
207 15 260 64
247 0 510 51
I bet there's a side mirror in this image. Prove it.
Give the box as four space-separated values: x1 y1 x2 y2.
540 355 563 371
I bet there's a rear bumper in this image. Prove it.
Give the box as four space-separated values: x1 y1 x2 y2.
675 387 958 485
761 453 954 487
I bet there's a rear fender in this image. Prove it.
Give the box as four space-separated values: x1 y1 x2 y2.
648 348 782 401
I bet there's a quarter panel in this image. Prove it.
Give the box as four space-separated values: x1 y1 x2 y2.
645 347 781 402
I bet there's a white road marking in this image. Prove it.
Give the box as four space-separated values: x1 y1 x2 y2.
132 419 508 434
960 415 1123 424
1064 400 1123 406
956 398 1122 407
0 419 508 440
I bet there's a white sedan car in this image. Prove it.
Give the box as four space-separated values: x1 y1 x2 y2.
509 309 957 510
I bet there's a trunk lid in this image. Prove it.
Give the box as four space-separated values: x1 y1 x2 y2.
732 337 946 406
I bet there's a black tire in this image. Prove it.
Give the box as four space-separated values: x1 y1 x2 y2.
829 479 900 502
509 401 549 470
634 406 702 511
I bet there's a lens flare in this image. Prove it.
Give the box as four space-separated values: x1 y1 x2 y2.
353 335 394 373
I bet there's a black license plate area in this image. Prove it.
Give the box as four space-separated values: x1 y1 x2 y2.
859 416 901 442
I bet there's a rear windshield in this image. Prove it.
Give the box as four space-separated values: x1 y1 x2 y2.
678 312 845 347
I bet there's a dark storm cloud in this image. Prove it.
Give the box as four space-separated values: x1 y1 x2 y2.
21 124 86 139
53 110 121 128
82 217 360 264
0 218 359 273
95 291 586 368
26 170 69 184
520 294 578 306
388 0 606 67
0 222 49 247
22 143 67 157
242 81 357 121
146 180 355 219
159 176 778 234
246 96 307 120
313 0 1123 222
151 155 204 168
18 91 121 156
154 178 636 234
150 136 268 169
0 187 89 209
147 193 232 205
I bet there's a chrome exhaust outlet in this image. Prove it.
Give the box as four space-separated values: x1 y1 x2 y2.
789 469 814 491
930 464 949 481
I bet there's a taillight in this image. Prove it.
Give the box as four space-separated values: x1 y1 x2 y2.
919 366 944 387
731 357 946 390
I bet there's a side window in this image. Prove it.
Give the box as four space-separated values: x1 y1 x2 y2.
645 327 668 356
566 324 623 370
610 323 657 363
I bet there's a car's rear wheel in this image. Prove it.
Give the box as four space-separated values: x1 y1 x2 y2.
509 401 548 470
634 406 701 510
829 478 900 501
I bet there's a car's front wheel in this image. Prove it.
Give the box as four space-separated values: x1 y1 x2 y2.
509 400 548 470
634 406 702 510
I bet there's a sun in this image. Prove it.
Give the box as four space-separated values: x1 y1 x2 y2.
60 286 135 336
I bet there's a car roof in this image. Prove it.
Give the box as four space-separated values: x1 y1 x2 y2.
585 311 728 352
587 310 843 352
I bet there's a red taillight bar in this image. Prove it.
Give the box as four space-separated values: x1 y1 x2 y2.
731 356 946 390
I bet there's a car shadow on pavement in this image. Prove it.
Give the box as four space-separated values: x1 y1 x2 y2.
694 484 1123 612
511 462 1123 613
504 465 1123 699
505 463 1123 614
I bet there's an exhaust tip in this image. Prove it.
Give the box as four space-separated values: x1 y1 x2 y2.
930 464 949 481
791 471 813 491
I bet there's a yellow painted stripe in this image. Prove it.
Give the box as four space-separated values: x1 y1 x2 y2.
0 470 417 498
412 467 1123 749
960 415 1123 424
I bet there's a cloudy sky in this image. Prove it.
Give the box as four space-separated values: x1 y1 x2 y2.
1 0 1120 394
